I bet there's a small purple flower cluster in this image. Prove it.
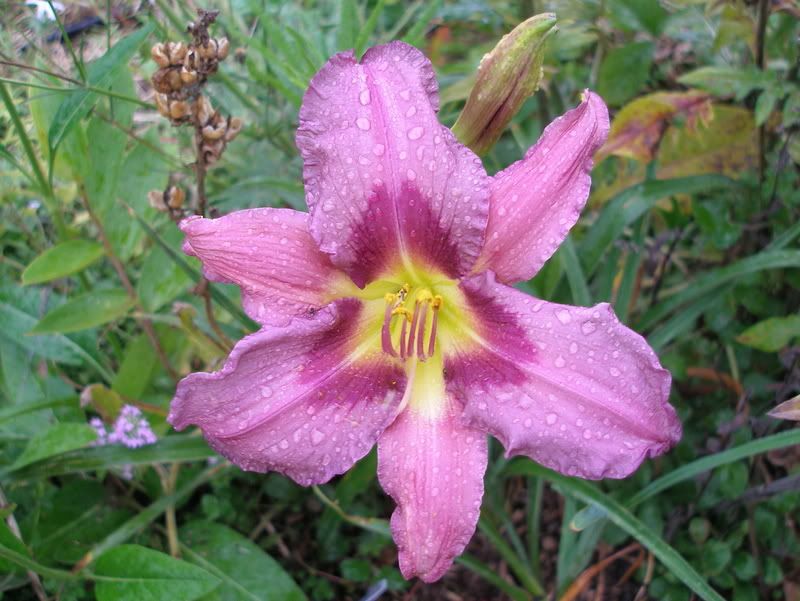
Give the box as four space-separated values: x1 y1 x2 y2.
91 405 157 449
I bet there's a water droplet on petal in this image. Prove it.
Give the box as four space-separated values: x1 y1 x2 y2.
373 144 385 156
407 126 424 140
260 386 273 398
546 413 558 425
581 321 597 335
359 89 371 105
311 429 326 445
356 117 371 130
554 355 566 368
556 310 572 324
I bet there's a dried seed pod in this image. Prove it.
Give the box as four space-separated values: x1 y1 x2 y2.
202 124 226 141
180 66 198 84
199 39 218 60
216 37 229 60
194 95 214 125
169 100 190 120
166 186 185 209
154 93 170 117
183 49 199 71
225 117 242 141
167 68 183 91
151 43 170 67
167 41 187 64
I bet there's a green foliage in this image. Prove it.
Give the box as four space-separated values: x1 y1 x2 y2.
0 1 798 601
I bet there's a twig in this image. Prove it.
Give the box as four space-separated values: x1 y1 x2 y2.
198 279 233 349
0 485 48 601
755 0 769 184
79 187 179 381
166 463 181 557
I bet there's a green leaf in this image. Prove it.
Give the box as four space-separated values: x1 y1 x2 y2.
48 23 154 152
137 224 194 312
111 333 157 399
571 430 800 532
597 41 654 106
337 0 359 51
559 237 592 306
354 0 387 57
29 289 133 334
21 240 105 285
94 545 220 601
0 520 30 574
638 250 800 331
678 67 774 99
505 461 725 601
581 175 734 277
2 435 214 480
11 423 96 470
736 315 800 352
181 522 307 601
0 397 72 424
0 299 112 381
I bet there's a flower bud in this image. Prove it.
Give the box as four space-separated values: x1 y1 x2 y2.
451 13 557 155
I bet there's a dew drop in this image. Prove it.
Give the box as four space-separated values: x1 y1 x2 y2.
359 89 371 105
407 126 424 140
373 144 385 156
279 439 289 450
581 321 597 335
546 413 558 425
260 386 273 398
569 342 578 354
556 310 572 324
311 429 326 445
554 355 566 368
610 367 620 376
356 117 371 130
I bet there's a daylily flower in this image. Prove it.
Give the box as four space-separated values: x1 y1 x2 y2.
168 42 681 582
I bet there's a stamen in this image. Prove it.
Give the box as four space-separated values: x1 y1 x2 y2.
381 297 397 357
427 295 441 358
417 302 430 361
406 301 421 358
399 315 408 360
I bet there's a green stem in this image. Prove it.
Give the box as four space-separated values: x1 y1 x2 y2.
0 81 68 238
478 516 544 595
456 555 533 601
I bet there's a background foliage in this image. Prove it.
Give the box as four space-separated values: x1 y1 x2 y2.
0 0 799 600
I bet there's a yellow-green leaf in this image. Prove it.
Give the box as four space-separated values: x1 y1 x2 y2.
737 315 800 352
22 240 105 285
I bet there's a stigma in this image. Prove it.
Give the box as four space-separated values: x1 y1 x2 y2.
381 285 442 362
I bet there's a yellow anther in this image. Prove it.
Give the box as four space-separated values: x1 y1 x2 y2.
392 306 412 321
432 295 443 310
384 293 398 304
416 289 434 303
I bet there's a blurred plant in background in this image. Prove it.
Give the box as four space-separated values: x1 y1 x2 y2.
0 1 798 601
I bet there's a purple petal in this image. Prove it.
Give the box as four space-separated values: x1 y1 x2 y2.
377 404 487 582
474 91 610 283
169 299 406 486
446 272 680 480
296 41 489 287
181 208 344 326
